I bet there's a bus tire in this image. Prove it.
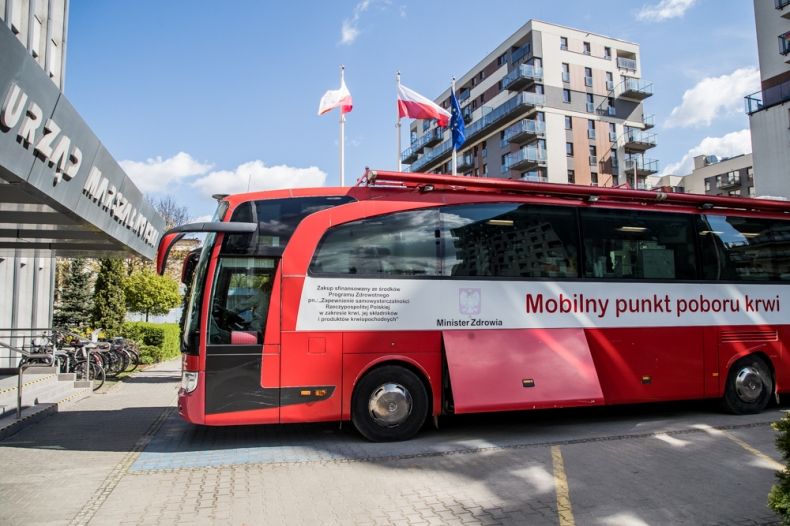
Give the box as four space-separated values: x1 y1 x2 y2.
352 365 428 442
722 355 773 414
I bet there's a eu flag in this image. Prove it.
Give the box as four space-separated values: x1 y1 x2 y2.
450 88 465 150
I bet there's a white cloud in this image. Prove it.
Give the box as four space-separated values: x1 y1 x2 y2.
340 0 371 45
664 67 760 128
661 129 752 176
192 160 327 197
120 152 213 193
340 0 392 45
636 0 696 21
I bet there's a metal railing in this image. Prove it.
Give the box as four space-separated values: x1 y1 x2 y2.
617 57 637 70
745 79 790 114
0 337 54 419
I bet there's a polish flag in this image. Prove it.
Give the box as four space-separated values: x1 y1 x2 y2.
397 84 451 127
318 79 353 115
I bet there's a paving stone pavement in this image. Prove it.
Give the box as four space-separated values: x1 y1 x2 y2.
0 358 786 525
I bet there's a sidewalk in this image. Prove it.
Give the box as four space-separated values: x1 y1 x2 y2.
0 359 180 526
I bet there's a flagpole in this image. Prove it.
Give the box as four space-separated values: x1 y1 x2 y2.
451 77 457 176
396 71 402 172
339 65 346 187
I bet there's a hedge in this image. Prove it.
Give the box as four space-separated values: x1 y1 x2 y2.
769 414 790 523
121 322 180 364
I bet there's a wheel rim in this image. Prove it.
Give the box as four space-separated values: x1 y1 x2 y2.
368 383 413 427
734 365 767 403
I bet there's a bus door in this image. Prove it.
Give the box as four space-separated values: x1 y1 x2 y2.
204 255 281 423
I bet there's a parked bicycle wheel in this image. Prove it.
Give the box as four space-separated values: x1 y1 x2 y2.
73 360 105 391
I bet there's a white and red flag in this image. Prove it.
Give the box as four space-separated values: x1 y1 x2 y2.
318 78 353 116
397 84 450 127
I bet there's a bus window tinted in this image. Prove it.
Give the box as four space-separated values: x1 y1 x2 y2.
223 196 355 255
310 209 441 276
581 209 696 280
700 215 790 281
440 203 579 278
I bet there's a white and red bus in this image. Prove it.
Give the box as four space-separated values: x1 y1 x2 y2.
157 170 790 441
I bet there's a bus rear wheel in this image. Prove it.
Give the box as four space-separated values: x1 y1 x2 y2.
352 365 428 442
723 355 773 414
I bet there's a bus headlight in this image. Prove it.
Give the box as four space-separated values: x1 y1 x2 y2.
181 371 199 393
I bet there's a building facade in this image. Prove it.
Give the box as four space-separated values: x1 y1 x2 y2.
0 1 164 366
402 20 657 189
745 0 790 198
1 0 69 342
679 154 755 197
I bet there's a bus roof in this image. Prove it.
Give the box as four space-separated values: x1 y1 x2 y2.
222 169 790 216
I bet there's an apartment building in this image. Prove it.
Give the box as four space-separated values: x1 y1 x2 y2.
745 0 790 198
402 20 657 188
679 154 755 197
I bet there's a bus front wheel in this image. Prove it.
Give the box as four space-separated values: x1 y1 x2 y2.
352 365 428 442
723 355 773 414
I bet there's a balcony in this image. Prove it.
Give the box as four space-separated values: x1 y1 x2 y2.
617 78 653 101
401 128 444 163
624 157 659 176
778 0 790 18
410 92 544 173
617 57 637 71
623 131 657 152
745 78 790 114
503 119 545 144
511 43 532 64
504 146 546 172
642 114 655 130
409 141 452 173
781 31 790 57
501 64 543 91
718 175 741 189
457 153 475 172
465 92 544 143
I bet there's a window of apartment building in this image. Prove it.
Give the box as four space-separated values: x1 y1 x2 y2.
609 122 616 141
705 179 712 192
566 142 574 156
483 163 488 176
565 116 573 130
535 84 545 95
749 186 756 196
567 170 576 184
497 53 507 66
591 172 599 186
586 93 594 112
584 67 593 87
563 89 571 103
583 41 591 55
589 145 597 165
536 111 545 122
560 36 568 50
479 71 485 81
481 141 487 158
537 139 547 151
562 63 570 83
423 120 430 131
608 97 616 115
587 119 596 139
500 130 506 141
604 46 612 60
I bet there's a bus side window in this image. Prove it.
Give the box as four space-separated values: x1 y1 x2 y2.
208 257 276 345
580 209 696 280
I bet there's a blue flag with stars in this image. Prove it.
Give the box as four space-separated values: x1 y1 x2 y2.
450 88 465 150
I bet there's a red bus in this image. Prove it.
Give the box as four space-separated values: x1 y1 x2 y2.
157 170 790 441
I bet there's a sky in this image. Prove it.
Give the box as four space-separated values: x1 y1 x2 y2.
65 0 760 221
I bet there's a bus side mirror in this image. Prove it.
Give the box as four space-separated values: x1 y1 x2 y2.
181 248 201 285
156 232 185 275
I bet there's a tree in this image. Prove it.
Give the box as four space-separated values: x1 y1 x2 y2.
149 195 190 230
92 258 126 335
769 414 790 523
53 258 94 329
124 269 181 322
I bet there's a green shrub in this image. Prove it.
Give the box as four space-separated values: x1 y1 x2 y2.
769 414 790 523
121 322 180 363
